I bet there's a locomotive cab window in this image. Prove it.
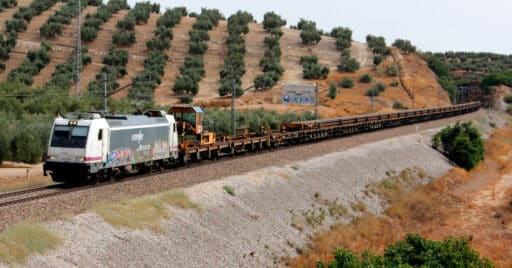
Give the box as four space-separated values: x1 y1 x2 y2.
50 125 89 148
98 129 103 140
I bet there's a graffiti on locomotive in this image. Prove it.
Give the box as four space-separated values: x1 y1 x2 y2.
107 126 169 167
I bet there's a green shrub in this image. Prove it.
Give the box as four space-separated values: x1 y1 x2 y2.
300 55 318 65
331 27 352 50
189 29 210 42
365 87 380 97
318 233 493 268
385 64 399 76
338 50 360 72
298 18 321 44
7 46 51 85
81 26 98 40
328 82 337 99
0 0 17 9
392 101 407 110
220 11 252 96
432 121 484 170
366 34 390 56
481 70 512 91
112 31 136 46
303 63 329 79
392 38 416 53
188 41 208 55
262 11 286 31
375 82 385 92
504 95 512 104
390 80 399 87
223 185 235 196
507 105 512 115
301 54 329 79
359 73 372 83
373 55 383 65
426 56 449 77
81 0 129 42
5 18 26 32
40 22 62 38
340 77 354 88
47 48 91 90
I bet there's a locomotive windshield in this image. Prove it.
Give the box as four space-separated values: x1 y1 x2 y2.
50 125 89 148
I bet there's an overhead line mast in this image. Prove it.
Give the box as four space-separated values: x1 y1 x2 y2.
75 0 82 97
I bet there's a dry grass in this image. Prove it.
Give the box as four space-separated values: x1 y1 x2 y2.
0 222 61 265
275 170 292 180
366 167 429 204
159 190 201 210
0 179 54 194
0 163 53 193
350 200 367 212
95 189 199 232
0 172 54 194
95 197 170 233
291 126 512 267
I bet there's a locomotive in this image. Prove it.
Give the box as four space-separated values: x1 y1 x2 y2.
43 110 179 183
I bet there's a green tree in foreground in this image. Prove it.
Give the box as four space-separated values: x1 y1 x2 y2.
318 233 493 268
328 82 337 99
432 121 484 170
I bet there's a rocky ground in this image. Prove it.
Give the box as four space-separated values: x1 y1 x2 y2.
20 119 491 267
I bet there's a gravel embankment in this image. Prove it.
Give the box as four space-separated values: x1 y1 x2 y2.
20 124 465 267
0 111 484 231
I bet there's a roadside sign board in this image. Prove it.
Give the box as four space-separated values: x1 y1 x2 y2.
281 84 316 105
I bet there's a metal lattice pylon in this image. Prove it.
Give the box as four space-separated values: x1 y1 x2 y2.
74 0 82 97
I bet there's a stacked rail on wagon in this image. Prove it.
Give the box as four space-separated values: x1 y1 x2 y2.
179 102 480 162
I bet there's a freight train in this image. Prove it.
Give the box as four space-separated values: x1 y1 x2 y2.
43 102 480 184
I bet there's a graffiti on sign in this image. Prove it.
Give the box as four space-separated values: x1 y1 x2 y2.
281 84 316 105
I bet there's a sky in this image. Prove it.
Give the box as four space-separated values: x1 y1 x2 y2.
127 0 512 54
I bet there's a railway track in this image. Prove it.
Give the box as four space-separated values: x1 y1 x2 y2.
0 139 300 208
0 104 481 208
0 184 66 208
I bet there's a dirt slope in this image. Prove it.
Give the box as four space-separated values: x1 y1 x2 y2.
239 22 267 90
392 47 451 108
80 10 127 93
153 16 195 105
0 10 449 116
32 6 98 88
0 0 32 32
195 20 229 101
0 2 64 81
110 13 158 98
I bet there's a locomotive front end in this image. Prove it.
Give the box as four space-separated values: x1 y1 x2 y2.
43 113 107 183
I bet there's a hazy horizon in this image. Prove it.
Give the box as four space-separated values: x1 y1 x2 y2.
126 0 511 55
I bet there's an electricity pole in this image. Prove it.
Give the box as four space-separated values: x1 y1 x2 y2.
315 84 319 119
370 93 374 113
103 72 107 112
411 85 415 109
437 87 440 107
75 0 82 97
231 80 236 136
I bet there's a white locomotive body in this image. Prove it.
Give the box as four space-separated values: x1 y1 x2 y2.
44 110 178 183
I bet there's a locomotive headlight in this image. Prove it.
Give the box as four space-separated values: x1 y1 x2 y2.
77 157 85 162
47 155 55 160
